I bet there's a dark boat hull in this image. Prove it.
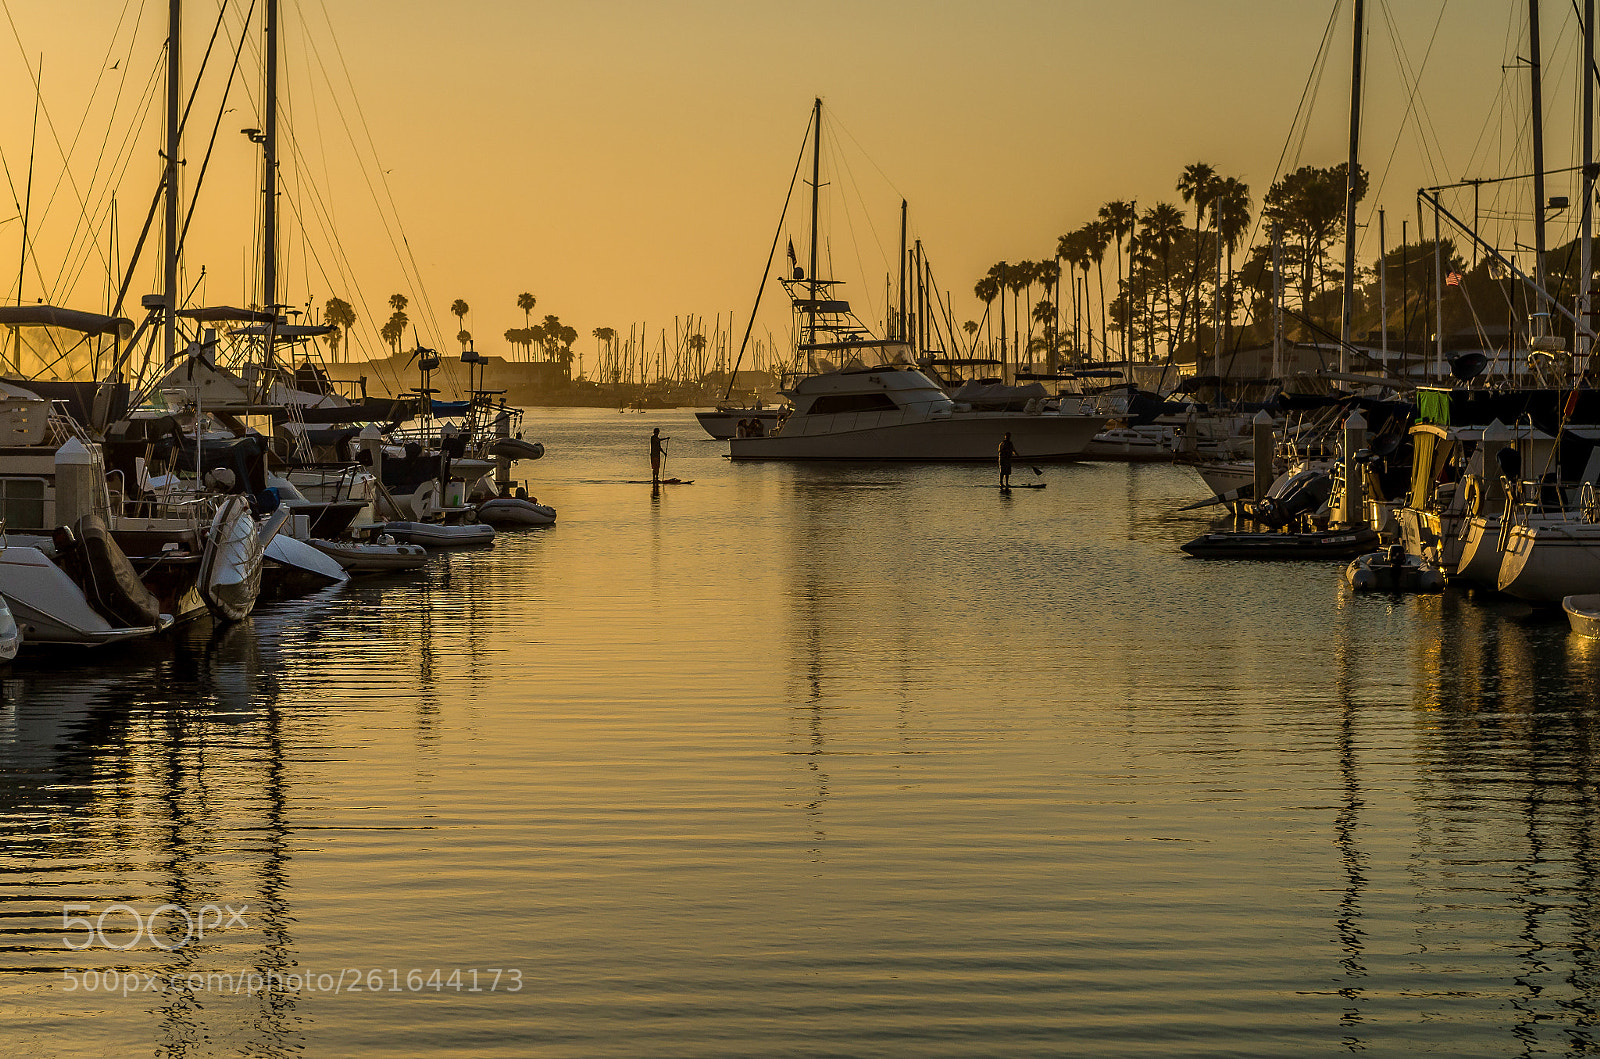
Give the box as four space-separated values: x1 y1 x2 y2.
1181 527 1378 560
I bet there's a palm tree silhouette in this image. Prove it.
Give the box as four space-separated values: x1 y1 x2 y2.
1176 162 1219 357
973 272 1001 359
450 299 470 351
1098 201 1136 356
1209 177 1253 351
516 293 537 360
322 296 356 363
381 310 408 354
1140 202 1188 358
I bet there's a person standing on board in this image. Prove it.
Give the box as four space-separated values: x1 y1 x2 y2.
998 431 1017 489
650 427 669 483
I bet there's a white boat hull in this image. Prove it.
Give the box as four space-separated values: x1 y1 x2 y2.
308 539 429 572
0 594 17 660
1452 515 1504 587
729 411 1107 460
1564 593 1600 638
1498 521 1600 602
199 496 263 622
0 546 165 646
265 534 350 587
1187 461 1254 496
476 498 557 526
380 521 496 547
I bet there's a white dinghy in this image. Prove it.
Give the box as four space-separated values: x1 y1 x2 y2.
379 521 496 548
309 537 429 573
476 495 556 527
199 495 263 622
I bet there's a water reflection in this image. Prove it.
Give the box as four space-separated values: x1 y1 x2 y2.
0 599 335 1057
6 418 1600 1058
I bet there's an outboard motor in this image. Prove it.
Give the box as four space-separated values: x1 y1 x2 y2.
1253 468 1333 528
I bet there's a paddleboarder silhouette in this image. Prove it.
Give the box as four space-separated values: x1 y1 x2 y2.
998 432 1017 488
650 428 670 483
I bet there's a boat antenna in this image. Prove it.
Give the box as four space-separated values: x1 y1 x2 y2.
807 96 822 371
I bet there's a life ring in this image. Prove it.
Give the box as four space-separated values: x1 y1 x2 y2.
1461 476 1483 520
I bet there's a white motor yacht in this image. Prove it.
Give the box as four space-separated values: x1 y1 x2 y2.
728 366 1105 461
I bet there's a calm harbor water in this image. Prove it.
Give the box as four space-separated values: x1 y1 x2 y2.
2 407 1598 1057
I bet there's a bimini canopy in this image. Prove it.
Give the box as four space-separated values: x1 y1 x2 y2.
177 306 278 324
0 304 134 339
228 323 336 339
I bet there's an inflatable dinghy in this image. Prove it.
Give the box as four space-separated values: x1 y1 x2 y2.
379 521 496 548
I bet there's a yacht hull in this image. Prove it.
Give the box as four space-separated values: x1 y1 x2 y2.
1498 522 1600 603
0 546 165 646
1452 515 1504 587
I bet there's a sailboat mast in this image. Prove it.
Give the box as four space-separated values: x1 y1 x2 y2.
1580 0 1595 377
1339 0 1364 373
263 0 279 374
163 0 181 364
807 97 821 364
1530 0 1548 334
898 199 907 342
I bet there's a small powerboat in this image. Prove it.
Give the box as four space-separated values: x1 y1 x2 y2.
476 495 556 527
309 536 429 573
1564 594 1600 639
1346 545 1445 593
379 521 496 548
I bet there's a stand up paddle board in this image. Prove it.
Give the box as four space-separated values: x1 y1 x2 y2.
998 482 1047 489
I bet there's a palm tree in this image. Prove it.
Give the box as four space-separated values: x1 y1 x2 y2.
517 292 536 331
1083 222 1112 360
1176 162 1219 357
1056 231 1089 361
1209 177 1253 348
1098 200 1136 356
1006 261 1032 363
389 292 408 314
593 326 616 380
1034 259 1061 370
381 312 407 354
450 299 470 350
973 273 1001 357
322 296 356 362
1031 298 1056 372
1141 202 1188 357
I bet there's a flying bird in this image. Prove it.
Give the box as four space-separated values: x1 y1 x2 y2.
109 60 119 70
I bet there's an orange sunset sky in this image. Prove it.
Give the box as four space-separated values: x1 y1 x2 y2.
0 1 1591 368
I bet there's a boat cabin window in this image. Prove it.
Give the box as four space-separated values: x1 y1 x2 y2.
0 477 46 530
807 392 899 415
